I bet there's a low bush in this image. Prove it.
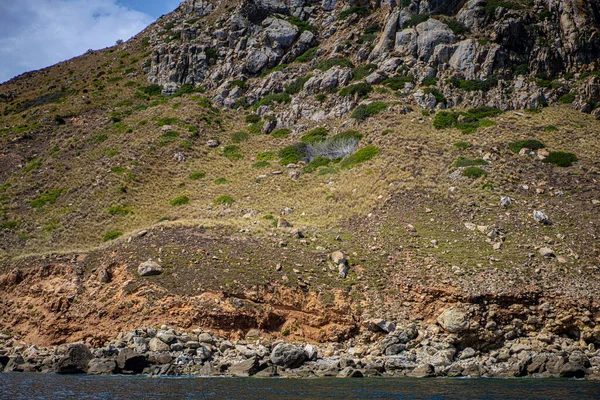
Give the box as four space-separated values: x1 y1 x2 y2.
189 171 206 180
279 143 309 165
423 87 446 104
139 84 162 96
245 114 260 123
447 77 498 92
454 157 489 167
509 139 545 153
271 128 291 138
223 145 242 160
404 14 430 28
303 156 332 173
351 102 387 120
315 58 354 71
284 75 312 95
170 196 189 206
301 127 328 144
462 167 488 179
340 145 380 169
338 82 373 98
433 112 458 129
103 231 123 241
107 206 133 216
257 151 276 161
352 64 377 81
339 5 369 20
288 16 317 33
558 93 575 104
253 161 271 168
543 151 578 167
231 131 249 143
214 195 234 205
253 92 291 110
30 189 63 208
295 47 318 63
382 76 414 90
454 141 472 150
544 125 558 132
214 178 228 184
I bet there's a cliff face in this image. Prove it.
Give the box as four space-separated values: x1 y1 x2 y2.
1 0 600 376
145 0 600 115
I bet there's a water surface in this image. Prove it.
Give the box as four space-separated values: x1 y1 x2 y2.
1 374 598 399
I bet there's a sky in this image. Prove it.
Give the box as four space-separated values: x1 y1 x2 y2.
0 0 182 83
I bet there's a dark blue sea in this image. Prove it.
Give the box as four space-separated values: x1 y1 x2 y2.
1 374 599 399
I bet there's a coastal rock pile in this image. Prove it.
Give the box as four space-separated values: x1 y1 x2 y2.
2 321 599 379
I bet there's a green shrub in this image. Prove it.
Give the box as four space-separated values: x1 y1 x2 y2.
223 145 242 160
509 139 545 153
231 131 249 143
288 16 317 33
463 106 503 120
205 48 218 60
513 64 529 76
303 156 332 173
315 58 355 71
271 128 291 138
382 75 415 90
214 195 234 205
232 80 247 89
279 143 309 165
433 112 459 129
107 206 133 216
352 64 377 81
558 93 575 104
245 114 260 123
253 92 291 110
405 14 430 28
423 87 446 104
454 157 489 167
257 151 276 161
301 127 328 144
189 171 206 180
156 117 179 126
173 83 201 97
454 141 472 150
462 167 487 179
338 82 373 98
544 125 558 132
422 77 438 87
446 19 469 35
253 161 271 168
316 94 327 102
170 196 190 206
339 5 369 20
332 130 363 142
103 231 123 241
139 84 162 96
295 47 318 63
214 178 228 184
285 75 312 95
340 145 381 169
30 189 63 208
351 102 388 120
542 151 578 167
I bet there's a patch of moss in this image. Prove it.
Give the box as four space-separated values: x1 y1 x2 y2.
542 152 578 167
170 196 190 206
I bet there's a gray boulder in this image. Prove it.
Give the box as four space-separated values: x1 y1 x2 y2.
138 261 163 277
229 357 260 377
264 19 299 48
149 337 170 352
87 359 117 375
270 343 307 369
437 308 469 333
57 344 93 374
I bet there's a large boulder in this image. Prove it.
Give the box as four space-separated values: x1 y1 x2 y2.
264 19 299 48
117 348 147 373
437 308 469 333
228 357 260 377
87 359 117 375
149 337 170 352
270 343 307 369
415 19 456 61
56 344 93 374
138 261 163 277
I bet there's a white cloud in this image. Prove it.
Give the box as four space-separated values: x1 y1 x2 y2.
0 0 156 83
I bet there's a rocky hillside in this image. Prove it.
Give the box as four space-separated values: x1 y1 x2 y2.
1 0 600 379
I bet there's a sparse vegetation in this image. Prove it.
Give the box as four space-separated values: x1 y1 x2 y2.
454 157 489 167
223 145 243 160
271 128 291 138
107 206 133 216
279 143 309 165
189 171 206 180
315 58 355 72
214 195 234 205
231 131 249 143
339 5 369 21
30 189 63 208
301 127 328 144
338 82 373 98
454 141 472 150
214 178 228 185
